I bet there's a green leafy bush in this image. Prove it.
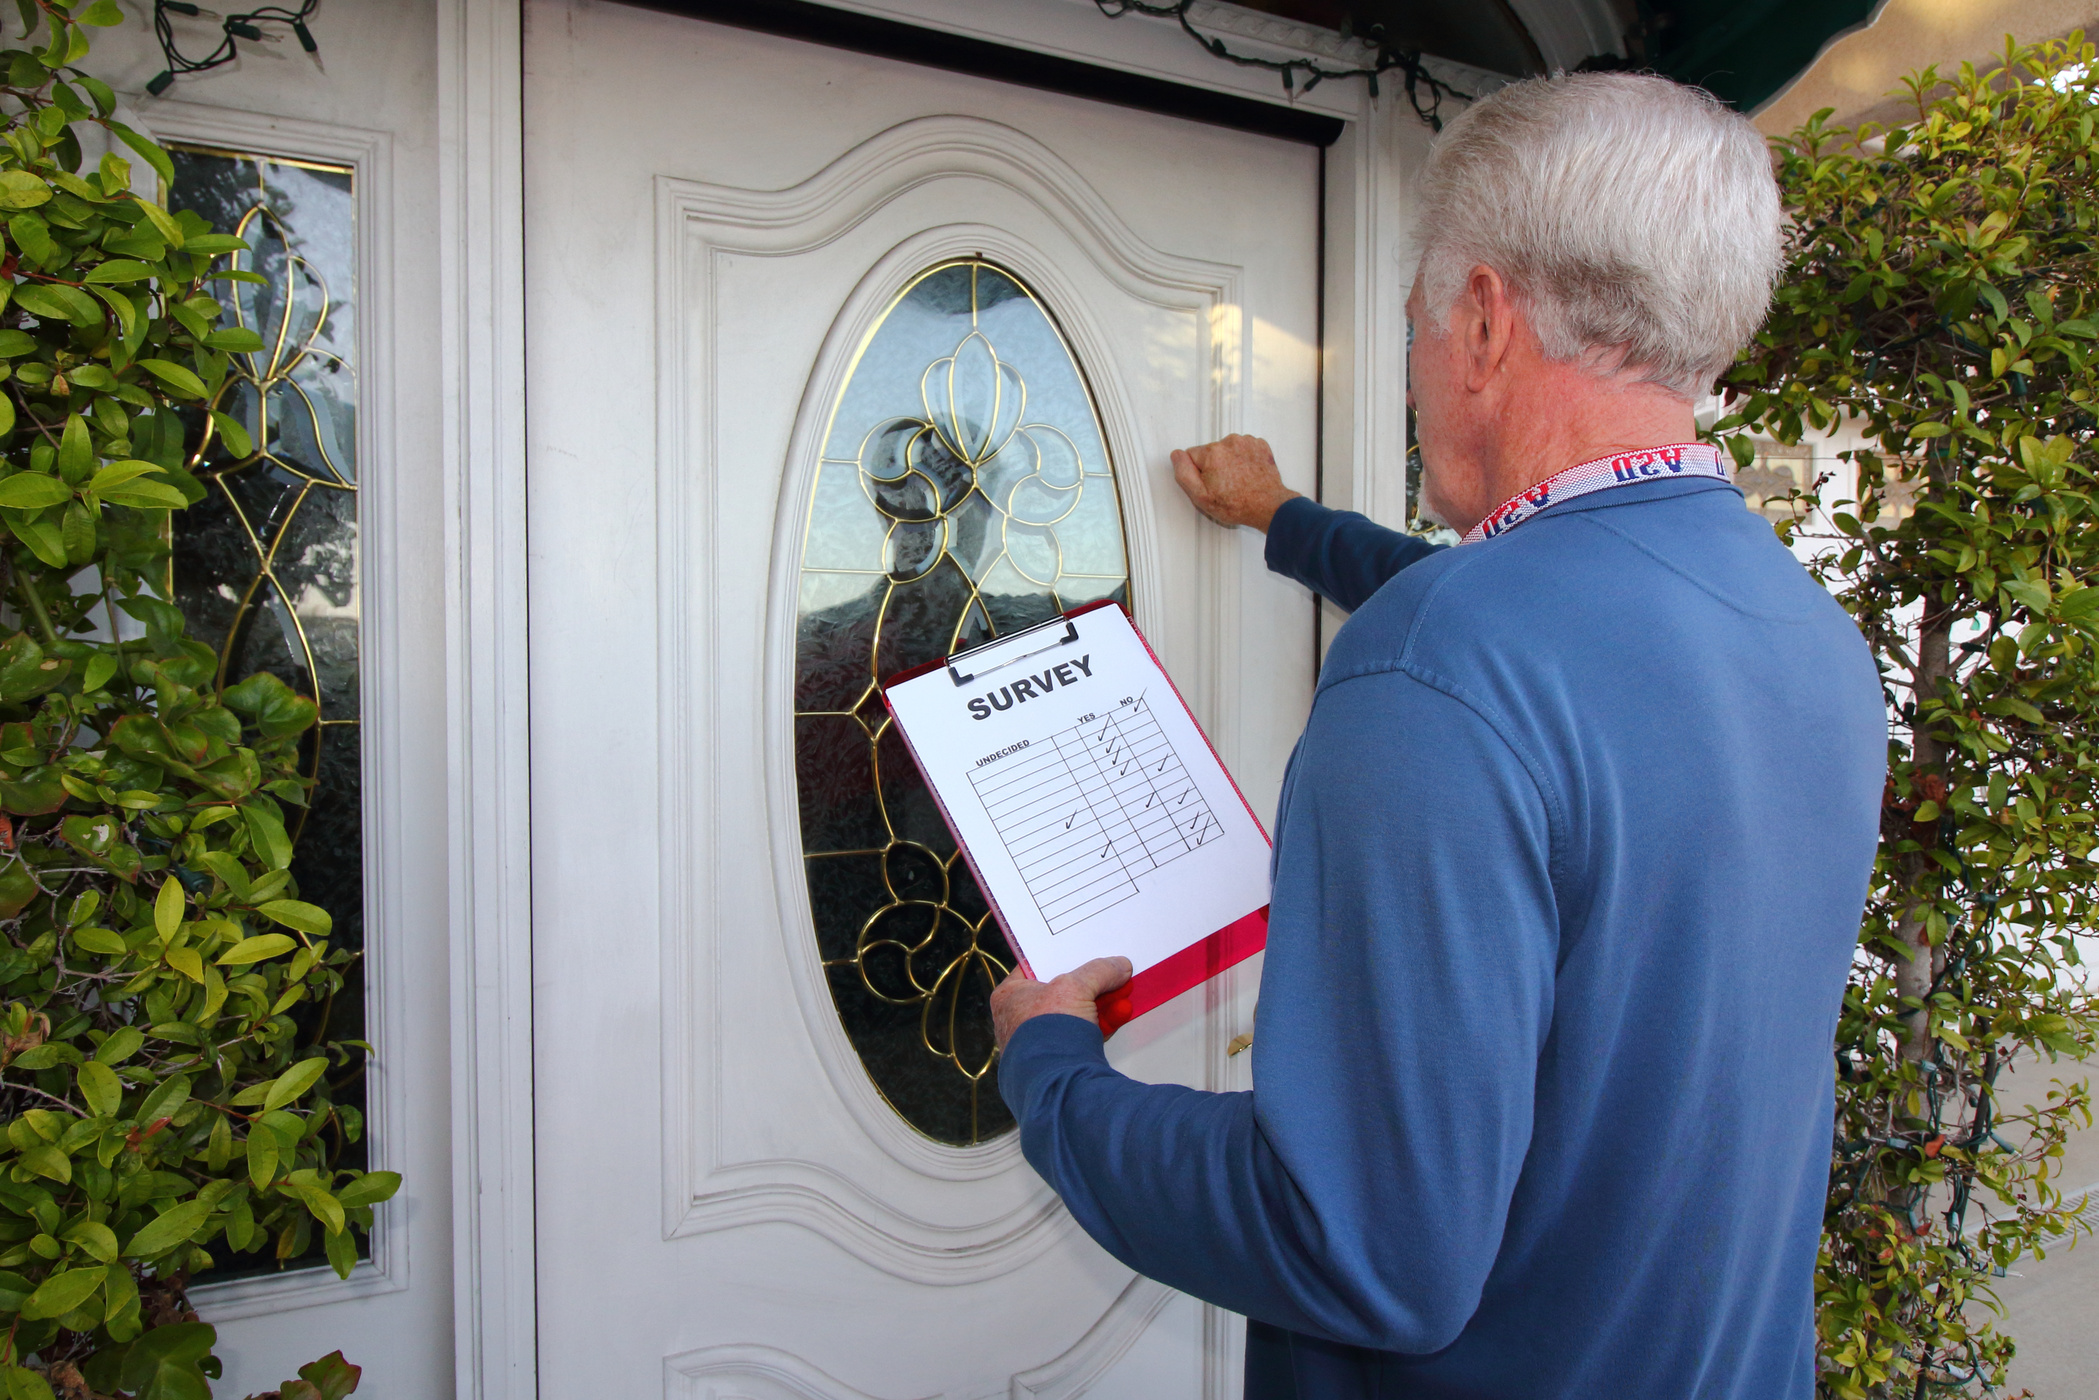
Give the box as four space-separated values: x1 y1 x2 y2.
0 2 390 1396
1718 35 2099 1398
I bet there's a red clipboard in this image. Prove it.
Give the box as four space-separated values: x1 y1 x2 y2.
883 599 1269 1036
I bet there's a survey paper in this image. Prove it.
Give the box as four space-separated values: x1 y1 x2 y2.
883 602 1271 998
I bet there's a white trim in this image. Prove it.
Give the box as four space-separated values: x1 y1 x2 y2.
127 101 410 1325
1008 1277 1178 1399
805 0 1362 120
1320 97 1424 531
665 1344 934 1400
439 1 536 1397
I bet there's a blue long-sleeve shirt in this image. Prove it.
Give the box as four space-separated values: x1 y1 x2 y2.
999 479 1885 1399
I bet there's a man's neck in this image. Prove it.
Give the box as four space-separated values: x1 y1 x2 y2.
1477 361 1698 510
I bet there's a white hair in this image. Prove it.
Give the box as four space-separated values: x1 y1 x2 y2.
1415 72 1783 399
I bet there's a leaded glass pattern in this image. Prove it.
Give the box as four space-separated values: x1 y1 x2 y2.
797 261 1130 1145
166 149 366 1209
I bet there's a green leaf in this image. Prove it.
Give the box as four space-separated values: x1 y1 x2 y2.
14 282 101 327
90 284 139 344
84 258 156 284
60 499 94 566
98 479 189 510
264 1056 330 1112
130 196 184 250
122 1198 211 1260
134 358 206 400
117 1320 217 1400
256 899 331 936
323 1224 358 1280
164 946 204 984
2056 585 2099 624
2001 578 2052 611
203 326 264 352
136 1072 190 1128
102 1256 140 1317
335 1170 402 1209
153 875 183 941
0 862 34 921
87 458 170 493
197 851 252 899
302 1351 362 1400
81 650 116 692
56 412 91 483
0 472 71 509
19 1142 70 1184
94 1026 143 1064
166 299 209 341
77 0 124 25
70 925 126 955
6 512 67 569
6 216 51 274
222 670 319 737
287 1179 345 1236
106 121 175 188
242 803 293 870
61 1218 119 1264
0 170 49 210
245 1123 279 1188
0 631 68 704
208 410 254 459
180 233 248 256
19 1265 101 1319
216 933 295 965
76 1059 121 1116
75 72 115 117
3 1365 57 1400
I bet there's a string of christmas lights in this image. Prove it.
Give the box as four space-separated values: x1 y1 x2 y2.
147 0 319 96
1091 0 1471 128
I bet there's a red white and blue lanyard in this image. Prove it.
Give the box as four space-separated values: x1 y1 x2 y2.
1460 442 1731 545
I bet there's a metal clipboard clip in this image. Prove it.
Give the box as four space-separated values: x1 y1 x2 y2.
946 616 1082 687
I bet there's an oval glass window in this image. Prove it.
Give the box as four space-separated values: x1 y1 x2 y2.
794 260 1131 1146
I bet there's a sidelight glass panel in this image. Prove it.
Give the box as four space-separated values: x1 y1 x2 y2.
795 260 1129 1145
166 147 367 1263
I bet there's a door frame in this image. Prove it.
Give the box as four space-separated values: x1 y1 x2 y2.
437 2 1428 1395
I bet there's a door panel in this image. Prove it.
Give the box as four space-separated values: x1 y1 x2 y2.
525 4 1317 1394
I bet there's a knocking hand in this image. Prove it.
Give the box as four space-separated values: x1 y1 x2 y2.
991 956 1135 1052
1171 434 1300 532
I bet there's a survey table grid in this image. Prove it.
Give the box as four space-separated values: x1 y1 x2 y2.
967 697 1223 934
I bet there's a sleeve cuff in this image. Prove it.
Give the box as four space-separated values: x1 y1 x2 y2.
1265 494 1329 580
998 1012 1110 1123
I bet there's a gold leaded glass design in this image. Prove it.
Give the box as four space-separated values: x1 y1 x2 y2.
165 148 366 1207
797 260 1130 1145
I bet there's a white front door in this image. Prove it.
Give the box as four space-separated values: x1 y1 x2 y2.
525 3 1318 1394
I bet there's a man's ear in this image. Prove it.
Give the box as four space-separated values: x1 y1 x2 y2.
1461 263 1520 394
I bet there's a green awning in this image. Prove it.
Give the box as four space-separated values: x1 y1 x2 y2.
1640 0 1884 111
1232 0 1887 112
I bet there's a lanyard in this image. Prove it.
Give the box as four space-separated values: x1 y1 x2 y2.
1460 442 1731 544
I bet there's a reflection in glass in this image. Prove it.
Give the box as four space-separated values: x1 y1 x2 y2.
797 261 1130 1145
166 149 367 1248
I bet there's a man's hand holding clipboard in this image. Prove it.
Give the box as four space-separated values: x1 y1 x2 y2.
881 600 1271 1037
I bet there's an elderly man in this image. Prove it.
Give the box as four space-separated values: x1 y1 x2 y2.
989 73 1884 1399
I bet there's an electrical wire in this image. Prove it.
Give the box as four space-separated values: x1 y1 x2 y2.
1091 0 1471 129
147 0 319 97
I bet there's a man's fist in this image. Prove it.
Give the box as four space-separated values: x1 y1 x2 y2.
991 956 1135 1051
1171 434 1300 532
